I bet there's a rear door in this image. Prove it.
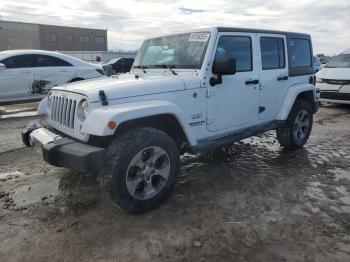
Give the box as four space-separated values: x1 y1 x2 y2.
0 55 34 99
32 54 75 94
257 34 289 120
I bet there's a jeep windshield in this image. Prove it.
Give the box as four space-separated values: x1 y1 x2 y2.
133 32 210 70
326 54 350 68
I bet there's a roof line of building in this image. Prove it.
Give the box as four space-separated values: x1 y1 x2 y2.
0 19 107 32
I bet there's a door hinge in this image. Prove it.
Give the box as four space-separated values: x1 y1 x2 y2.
259 106 266 113
206 89 216 97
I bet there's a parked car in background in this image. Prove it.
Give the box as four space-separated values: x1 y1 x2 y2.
103 58 134 76
0 50 105 104
316 49 350 104
317 54 331 65
313 56 321 73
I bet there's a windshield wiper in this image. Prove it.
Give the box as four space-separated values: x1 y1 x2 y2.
133 65 147 73
154 64 178 75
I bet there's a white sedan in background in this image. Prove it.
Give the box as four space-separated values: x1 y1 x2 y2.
0 50 105 104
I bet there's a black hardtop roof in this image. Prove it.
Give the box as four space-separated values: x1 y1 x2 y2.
217 27 310 39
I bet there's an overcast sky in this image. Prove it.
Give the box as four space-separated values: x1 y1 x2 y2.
1 0 349 54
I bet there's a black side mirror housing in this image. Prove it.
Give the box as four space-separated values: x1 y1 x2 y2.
210 58 236 86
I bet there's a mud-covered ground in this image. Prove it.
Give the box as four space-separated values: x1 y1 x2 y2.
0 105 350 262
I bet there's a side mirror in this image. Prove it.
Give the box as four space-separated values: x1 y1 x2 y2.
0 63 6 70
210 58 236 86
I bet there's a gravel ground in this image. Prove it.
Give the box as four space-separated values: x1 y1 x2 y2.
0 105 350 262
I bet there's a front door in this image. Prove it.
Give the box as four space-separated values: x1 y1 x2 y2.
206 32 260 132
257 34 289 120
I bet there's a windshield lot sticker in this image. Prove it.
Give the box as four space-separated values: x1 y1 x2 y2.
189 32 210 42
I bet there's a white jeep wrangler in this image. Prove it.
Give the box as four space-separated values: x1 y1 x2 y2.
23 27 319 214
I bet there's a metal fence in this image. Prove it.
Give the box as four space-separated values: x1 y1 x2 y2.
60 51 137 63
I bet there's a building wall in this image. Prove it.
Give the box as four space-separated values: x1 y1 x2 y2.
39 25 108 51
0 21 108 52
0 21 41 51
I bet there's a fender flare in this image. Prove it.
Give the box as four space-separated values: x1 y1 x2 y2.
81 100 196 145
276 83 315 120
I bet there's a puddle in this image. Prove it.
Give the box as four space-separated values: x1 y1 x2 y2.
305 182 328 202
331 169 350 181
11 179 59 207
340 196 350 206
336 185 349 196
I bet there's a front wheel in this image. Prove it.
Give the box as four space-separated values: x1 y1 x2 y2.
276 100 313 150
101 127 179 214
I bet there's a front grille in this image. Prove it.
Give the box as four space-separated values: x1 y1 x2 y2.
321 79 350 85
49 95 77 130
320 91 350 101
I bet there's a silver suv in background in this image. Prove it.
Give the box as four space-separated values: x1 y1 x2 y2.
316 49 350 104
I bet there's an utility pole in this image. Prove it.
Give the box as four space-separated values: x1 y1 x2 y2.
120 24 123 52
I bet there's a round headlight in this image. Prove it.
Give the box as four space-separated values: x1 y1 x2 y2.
77 99 89 121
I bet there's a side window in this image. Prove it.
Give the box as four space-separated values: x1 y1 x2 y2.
1 55 33 69
260 37 285 70
215 36 252 72
80 35 90 44
288 38 312 68
32 55 72 67
44 33 57 42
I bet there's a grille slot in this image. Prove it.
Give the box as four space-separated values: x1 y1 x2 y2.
49 95 77 130
321 79 350 85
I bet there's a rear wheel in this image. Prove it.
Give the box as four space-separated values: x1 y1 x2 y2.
276 100 313 150
101 127 179 214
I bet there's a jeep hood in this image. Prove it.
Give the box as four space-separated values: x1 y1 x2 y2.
52 74 196 102
316 68 350 80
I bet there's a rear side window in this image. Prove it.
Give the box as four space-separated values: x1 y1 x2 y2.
260 37 285 70
32 55 72 67
288 38 312 68
215 36 252 72
1 55 33 69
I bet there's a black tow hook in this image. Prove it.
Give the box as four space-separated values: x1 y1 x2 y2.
22 123 41 147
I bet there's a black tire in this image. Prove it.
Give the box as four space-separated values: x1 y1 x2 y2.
101 127 180 214
276 100 313 150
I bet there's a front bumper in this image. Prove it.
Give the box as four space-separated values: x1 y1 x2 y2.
320 91 350 104
317 82 350 104
22 125 106 172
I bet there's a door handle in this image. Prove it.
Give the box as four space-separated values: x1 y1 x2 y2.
21 70 31 74
245 79 259 85
277 75 288 81
59 70 68 73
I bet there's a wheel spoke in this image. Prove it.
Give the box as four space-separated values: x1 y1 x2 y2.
127 177 143 194
150 147 165 164
144 181 156 194
155 165 170 180
129 151 145 169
